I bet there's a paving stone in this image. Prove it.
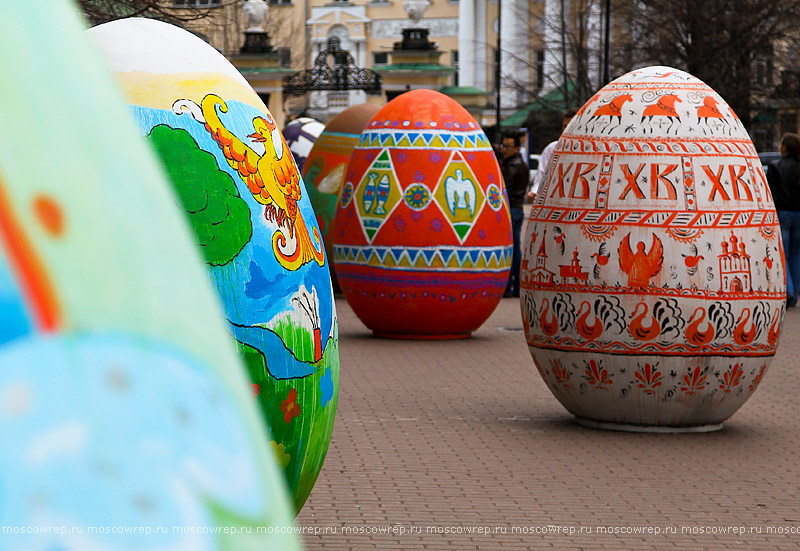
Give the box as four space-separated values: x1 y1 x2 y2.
295 297 800 550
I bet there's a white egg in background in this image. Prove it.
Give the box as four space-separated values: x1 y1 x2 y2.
521 66 785 431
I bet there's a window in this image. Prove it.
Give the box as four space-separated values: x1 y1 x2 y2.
277 47 291 67
755 46 774 88
373 52 388 65
492 48 498 92
386 90 407 102
780 112 797 137
328 92 350 109
173 0 221 6
535 50 544 90
451 50 459 87
268 0 293 4
333 51 350 66
258 93 271 108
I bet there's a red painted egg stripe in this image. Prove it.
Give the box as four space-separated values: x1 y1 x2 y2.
367 89 482 130
0 179 62 332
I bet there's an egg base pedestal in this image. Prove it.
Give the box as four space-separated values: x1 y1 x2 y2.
530 348 772 432
372 330 472 340
574 417 724 433
338 265 507 340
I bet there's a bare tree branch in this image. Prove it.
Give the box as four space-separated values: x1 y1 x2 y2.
77 0 240 27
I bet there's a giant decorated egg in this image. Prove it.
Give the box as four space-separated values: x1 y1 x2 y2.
283 116 325 172
333 89 512 338
0 2 299 549
90 18 338 511
304 103 382 245
521 66 785 431
303 103 382 289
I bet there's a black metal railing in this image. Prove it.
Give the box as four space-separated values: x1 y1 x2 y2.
283 36 382 96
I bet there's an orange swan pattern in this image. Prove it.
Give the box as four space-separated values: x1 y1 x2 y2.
629 302 661 341
685 307 714 347
520 67 783 425
521 224 781 356
175 94 325 271
733 308 757 346
539 298 559 336
768 308 782 347
576 301 603 341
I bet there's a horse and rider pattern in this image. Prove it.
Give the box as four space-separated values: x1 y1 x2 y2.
521 66 785 427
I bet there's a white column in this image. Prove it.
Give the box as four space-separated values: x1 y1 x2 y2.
458 0 476 88
586 0 601 89
542 0 564 93
475 0 487 90
500 0 528 108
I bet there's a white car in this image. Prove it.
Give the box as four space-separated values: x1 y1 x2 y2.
528 154 541 190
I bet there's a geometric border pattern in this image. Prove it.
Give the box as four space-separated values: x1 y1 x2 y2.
529 207 777 230
334 245 512 272
356 130 493 150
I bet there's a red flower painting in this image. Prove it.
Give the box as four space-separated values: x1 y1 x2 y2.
281 388 301 423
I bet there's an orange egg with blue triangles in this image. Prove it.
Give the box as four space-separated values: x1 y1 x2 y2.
333 89 512 338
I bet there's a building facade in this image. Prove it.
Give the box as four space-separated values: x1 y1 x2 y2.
165 0 799 151
169 0 559 126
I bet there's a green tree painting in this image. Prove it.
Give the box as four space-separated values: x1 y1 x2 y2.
147 125 252 266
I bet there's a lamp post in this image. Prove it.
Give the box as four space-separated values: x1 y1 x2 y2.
603 0 611 85
495 0 502 145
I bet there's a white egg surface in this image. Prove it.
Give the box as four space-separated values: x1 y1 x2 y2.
521 66 784 429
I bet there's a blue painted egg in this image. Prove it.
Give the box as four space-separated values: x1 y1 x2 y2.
90 18 339 511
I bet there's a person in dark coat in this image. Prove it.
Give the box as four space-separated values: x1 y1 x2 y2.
767 132 800 306
501 133 529 297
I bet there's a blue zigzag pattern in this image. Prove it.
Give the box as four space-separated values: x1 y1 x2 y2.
333 245 512 272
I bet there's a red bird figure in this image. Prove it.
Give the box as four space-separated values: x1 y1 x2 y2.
629 303 661 341
576 301 603 341
768 307 781 347
553 227 566 255
763 246 774 283
539 298 559 336
591 242 610 279
682 243 704 275
733 308 757 346
685 307 714 347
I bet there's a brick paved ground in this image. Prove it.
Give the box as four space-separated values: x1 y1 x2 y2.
296 297 800 550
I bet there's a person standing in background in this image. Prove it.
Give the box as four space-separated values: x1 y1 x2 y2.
527 107 578 202
501 133 529 298
767 132 800 307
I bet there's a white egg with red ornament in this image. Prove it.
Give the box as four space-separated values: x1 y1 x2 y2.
521 66 785 431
